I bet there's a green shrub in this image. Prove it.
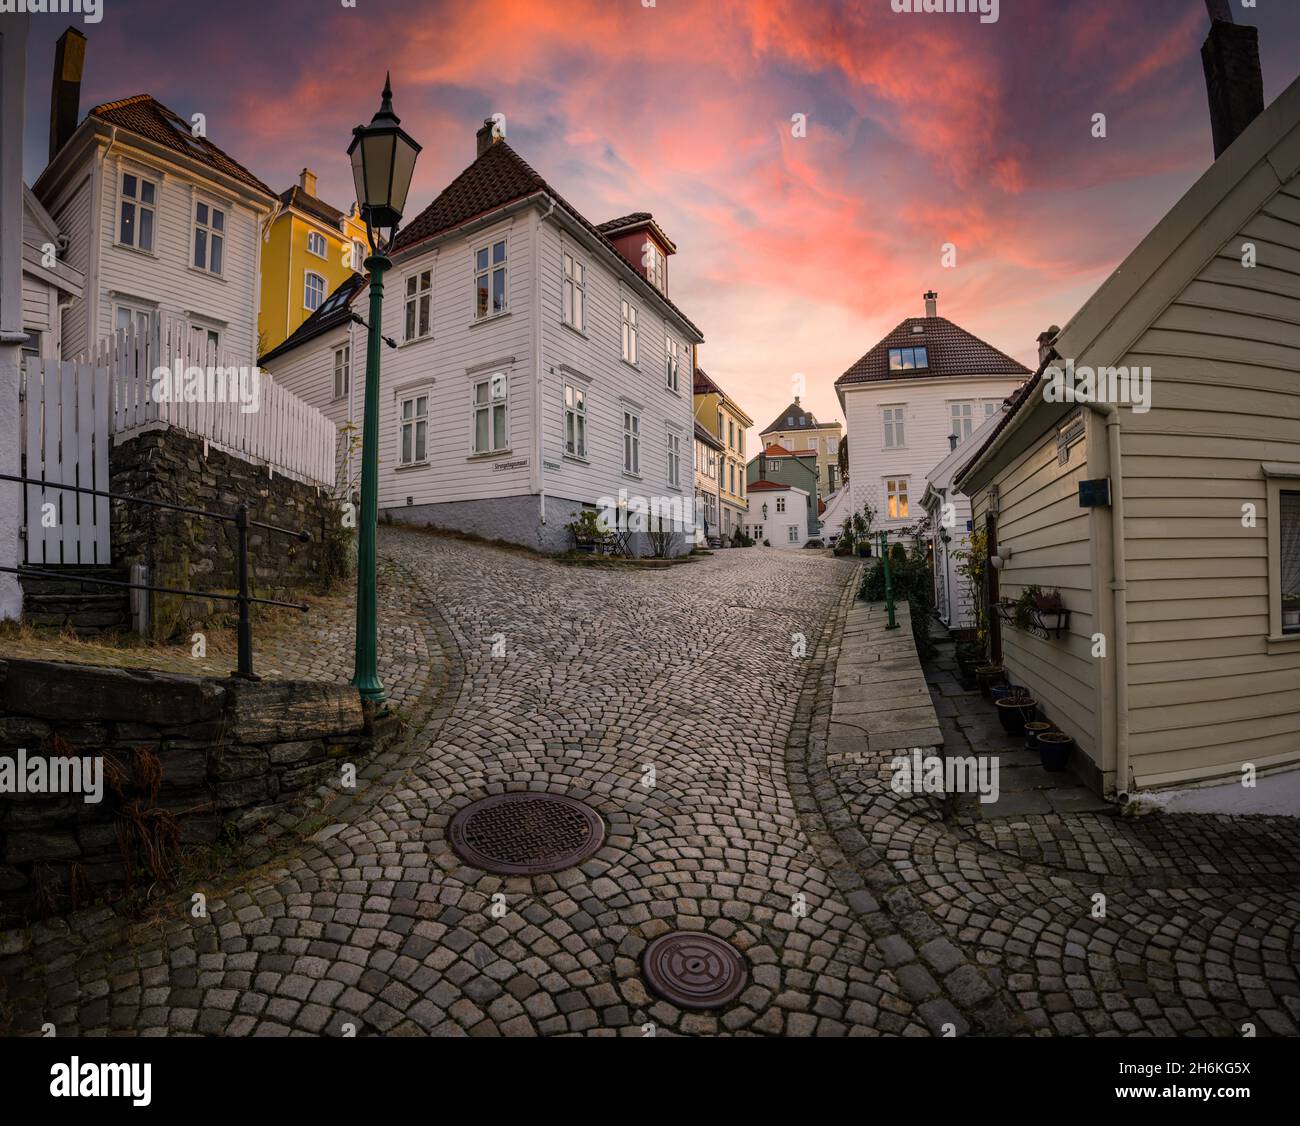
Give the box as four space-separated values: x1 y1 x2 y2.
858 538 936 661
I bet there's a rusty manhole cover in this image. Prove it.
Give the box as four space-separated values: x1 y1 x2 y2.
642 932 748 1009
447 793 606 875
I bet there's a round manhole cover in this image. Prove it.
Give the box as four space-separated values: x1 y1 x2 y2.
642 932 748 1009
447 793 606 875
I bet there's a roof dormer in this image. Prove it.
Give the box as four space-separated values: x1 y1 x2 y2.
597 213 676 295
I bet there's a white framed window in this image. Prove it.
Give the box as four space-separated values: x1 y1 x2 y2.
621 300 639 364
405 269 432 341
475 238 508 318
623 410 640 474
473 373 509 453
119 171 156 252
886 477 910 520
883 406 905 449
191 325 220 356
788 525 799 543
564 383 587 458
776 496 786 513
667 430 681 487
114 302 153 336
643 240 666 292
334 345 350 400
983 400 1000 419
400 393 428 465
826 437 838 455
307 231 328 258
193 200 225 274
304 271 326 311
562 251 585 332
750 524 764 541
728 420 735 449
353 240 366 270
665 336 680 391
950 401 974 442
888 346 929 371
738 429 745 456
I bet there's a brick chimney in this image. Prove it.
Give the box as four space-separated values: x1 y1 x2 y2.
476 118 499 158
924 290 938 318
49 27 86 164
299 168 318 196
1201 3 1265 159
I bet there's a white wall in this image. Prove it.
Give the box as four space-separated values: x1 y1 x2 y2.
747 487 810 548
843 375 1022 534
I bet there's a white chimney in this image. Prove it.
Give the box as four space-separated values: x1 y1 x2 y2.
924 290 938 318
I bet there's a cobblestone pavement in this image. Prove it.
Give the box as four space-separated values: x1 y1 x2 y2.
3 530 936 1037
823 626 1300 1037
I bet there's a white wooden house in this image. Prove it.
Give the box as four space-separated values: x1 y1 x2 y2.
261 120 705 554
21 186 85 361
746 480 812 549
955 22 1300 797
835 291 1029 538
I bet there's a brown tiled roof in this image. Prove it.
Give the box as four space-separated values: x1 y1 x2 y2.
87 94 274 198
694 420 723 450
391 140 700 337
693 367 723 396
762 401 827 433
596 212 677 253
279 184 345 228
259 272 366 366
836 316 1030 386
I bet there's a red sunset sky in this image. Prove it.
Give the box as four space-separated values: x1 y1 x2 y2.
18 0 1300 442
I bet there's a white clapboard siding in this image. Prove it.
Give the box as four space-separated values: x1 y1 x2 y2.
91 319 337 487
23 357 112 566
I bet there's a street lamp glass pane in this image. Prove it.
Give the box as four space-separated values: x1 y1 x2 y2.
390 136 418 216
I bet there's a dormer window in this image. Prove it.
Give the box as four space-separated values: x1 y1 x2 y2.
888 346 929 371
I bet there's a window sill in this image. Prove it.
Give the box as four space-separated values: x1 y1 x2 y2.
562 453 590 465
398 336 433 349
622 471 642 482
469 311 511 329
467 448 514 462
620 359 640 372
1266 632 1300 653
560 321 588 341
189 266 226 283
114 242 158 260
395 460 429 472
332 394 348 403
663 385 682 398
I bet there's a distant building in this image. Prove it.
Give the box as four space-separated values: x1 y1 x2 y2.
693 420 723 542
835 291 1029 536
693 367 752 540
759 397 843 500
746 444 819 539
746 479 812 549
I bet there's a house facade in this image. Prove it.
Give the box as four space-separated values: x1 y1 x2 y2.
33 47 277 369
835 291 1029 538
746 444 820 539
21 186 85 362
692 367 751 539
955 31 1300 797
259 168 369 354
693 420 723 542
746 479 811 549
760 398 843 500
261 121 704 555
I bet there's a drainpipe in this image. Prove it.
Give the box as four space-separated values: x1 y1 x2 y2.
1083 400 1132 801
534 196 555 527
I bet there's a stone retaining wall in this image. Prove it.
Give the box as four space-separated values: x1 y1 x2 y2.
0 658 377 918
20 565 130 635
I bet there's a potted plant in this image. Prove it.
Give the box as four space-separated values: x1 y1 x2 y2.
994 689 1036 735
1034 587 1067 634
954 641 983 682
1023 720 1054 752
975 663 1006 698
852 502 875 557
1037 729 1073 772
566 509 608 553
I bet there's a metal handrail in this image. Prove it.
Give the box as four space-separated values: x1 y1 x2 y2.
1 472 312 679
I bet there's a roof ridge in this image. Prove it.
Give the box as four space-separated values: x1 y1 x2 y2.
87 92 154 116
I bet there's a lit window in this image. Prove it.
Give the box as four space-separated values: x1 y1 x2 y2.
194 201 225 274
886 477 910 520
405 270 432 341
119 172 156 252
400 394 428 464
475 238 508 318
473 373 509 453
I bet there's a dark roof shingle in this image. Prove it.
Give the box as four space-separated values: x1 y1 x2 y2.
87 94 274 198
836 316 1030 386
259 272 366 365
279 184 345 228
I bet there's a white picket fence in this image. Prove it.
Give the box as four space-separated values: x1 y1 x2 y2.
22 357 112 566
89 316 337 487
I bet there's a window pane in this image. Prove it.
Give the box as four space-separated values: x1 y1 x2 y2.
475 408 489 451
415 420 427 461
194 229 206 269
476 249 489 271
419 296 430 336
916 347 928 367
566 414 575 453
405 302 416 340
402 400 412 420
493 240 506 264
574 287 583 330
476 276 489 317
493 403 506 447
402 424 412 463
140 180 155 205
416 396 427 415
210 235 222 274
492 267 506 313
197 202 208 225
120 202 135 245
475 382 487 405
576 415 585 455
122 174 137 199
1281 492 1300 621
407 276 418 296
211 209 223 232
138 208 153 251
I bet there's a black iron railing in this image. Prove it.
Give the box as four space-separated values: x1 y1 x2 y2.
0 472 310 679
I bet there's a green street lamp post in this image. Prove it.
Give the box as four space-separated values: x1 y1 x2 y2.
347 74 422 705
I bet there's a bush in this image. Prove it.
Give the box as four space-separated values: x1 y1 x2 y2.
858 538 936 661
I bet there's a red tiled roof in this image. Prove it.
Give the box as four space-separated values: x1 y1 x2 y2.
763 443 815 459
391 139 701 338
87 94 274 198
747 479 791 492
836 316 1030 386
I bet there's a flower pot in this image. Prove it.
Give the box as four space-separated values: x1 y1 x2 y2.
1023 721 1054 752
989 684 1020 703
857 544 872 558
994 695 1036 735
975 665 1006 698
1037 730 1073 772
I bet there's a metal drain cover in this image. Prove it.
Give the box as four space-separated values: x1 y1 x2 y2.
642 932 748 1009
447 793 606 875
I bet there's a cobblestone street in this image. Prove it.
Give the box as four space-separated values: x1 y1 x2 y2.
1 528 1297 1036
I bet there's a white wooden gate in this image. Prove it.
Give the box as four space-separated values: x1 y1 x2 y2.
22 356 112 565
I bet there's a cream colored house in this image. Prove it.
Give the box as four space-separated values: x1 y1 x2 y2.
956 44 1300 797
760 398 843 500
693 367 752 540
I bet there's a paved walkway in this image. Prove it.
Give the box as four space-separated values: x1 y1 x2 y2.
3 531 933 1037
